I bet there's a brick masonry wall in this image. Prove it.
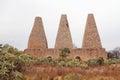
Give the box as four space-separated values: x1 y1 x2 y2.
82 14 102 49
24 48 107 61
24 14 107 61
55 14 73 49
28 17 48 49
24 14 108 80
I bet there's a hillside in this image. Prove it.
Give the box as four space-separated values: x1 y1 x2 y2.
24 59 120 80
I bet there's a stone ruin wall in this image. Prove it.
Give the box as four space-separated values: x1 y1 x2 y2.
24 14 107 61
24 14 107 80
24 48 107 61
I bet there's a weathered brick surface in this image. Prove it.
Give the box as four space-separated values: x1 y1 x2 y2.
82 14 102 49
24 14 107 61
24 14 107 80
28 17 48 49
55 14 73 49
24 48 107 61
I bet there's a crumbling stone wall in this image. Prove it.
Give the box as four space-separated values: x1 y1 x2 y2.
24 14 107 80
24 14 107 61
24 48 107 61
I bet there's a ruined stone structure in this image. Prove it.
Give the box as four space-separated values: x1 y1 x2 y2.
55 15 73 49
82 14 102 49
28 17 48 49
24 14 107 61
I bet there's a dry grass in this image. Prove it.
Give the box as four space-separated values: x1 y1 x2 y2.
24 63 120 80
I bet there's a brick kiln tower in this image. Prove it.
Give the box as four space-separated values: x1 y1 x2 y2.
55 14 73 49
24 14 107 60
82 14 102 49
28 17 48 49
25 17 48 55
24 14 108 80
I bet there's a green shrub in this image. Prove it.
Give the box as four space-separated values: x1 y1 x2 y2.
35 57 54 65
97 57 104 65
58 61 66 67
0 44 34 80
87 57 104 66
104 59 120 65
66 60 76 67
59 48 70 59
64 73 82 80
77 62 88 69
87 58 98 66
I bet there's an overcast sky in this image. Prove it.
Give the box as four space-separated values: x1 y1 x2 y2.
0 0 120 51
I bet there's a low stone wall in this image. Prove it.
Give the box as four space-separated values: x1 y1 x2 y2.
24 48 107 61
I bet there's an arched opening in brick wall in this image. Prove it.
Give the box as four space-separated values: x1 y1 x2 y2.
75 56 81 61
47 56 53 62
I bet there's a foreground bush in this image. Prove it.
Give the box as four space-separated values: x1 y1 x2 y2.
0 44 34 80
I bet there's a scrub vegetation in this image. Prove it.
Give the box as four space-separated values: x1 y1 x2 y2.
0 44 120 80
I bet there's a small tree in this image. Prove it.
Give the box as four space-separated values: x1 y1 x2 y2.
107 47 120 59
97 57 104 65
59 48 70 60
114 47 120 58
